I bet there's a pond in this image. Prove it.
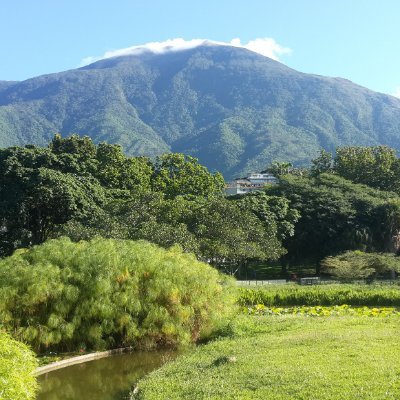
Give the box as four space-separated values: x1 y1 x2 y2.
37 350 177 400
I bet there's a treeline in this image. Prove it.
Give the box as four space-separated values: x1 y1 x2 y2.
0 134 297 273
266 146 400 277
2 135 400 278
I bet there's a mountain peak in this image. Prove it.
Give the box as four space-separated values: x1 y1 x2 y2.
80 38 292 67
103 39 220 59
2 41 400 179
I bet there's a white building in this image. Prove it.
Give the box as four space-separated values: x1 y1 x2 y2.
225 173 277 196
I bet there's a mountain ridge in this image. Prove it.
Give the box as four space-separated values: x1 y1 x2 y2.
1 43 400 178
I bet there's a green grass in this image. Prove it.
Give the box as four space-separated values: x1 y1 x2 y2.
239 284 400 307
132 314 400 399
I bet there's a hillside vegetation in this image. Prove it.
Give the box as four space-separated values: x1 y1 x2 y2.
2 45 400 178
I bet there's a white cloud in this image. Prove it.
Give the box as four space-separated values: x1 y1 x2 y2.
229 38 292 60
78 38 291 67
392 87 400 98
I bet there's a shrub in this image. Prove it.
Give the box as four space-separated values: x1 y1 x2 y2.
238 284 400 307
321 251 400 280
0 331 38 400
0 238 236 352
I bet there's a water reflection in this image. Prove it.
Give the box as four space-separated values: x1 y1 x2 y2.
37 350 177 400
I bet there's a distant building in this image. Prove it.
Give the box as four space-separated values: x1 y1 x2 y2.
225 173 278 196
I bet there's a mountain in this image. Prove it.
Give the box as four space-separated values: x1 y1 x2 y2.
1 41 400 179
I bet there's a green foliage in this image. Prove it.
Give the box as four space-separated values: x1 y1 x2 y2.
132 314 400 399
233 191 300 241
334 146 400 191
96 142 153 191
80 193 293 273
312 145 400 194
238 284 400 306
187 197 286 272
0 237 236 352
246 304 400 317
3 46 400 179
321 251 400 280
0 331 38 400
0 135 232 257
0 145 106 255
152 153 224 198
263 161 293 176
310 149 333 176
268 173 400 264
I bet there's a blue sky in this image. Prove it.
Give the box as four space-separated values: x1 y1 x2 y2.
2 0 400 96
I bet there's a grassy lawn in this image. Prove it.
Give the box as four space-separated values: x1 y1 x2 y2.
133 313 400 399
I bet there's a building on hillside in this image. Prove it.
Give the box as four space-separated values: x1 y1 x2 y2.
225 173 278 196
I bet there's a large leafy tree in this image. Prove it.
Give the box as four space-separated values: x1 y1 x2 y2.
96 142 153 192
185 197 286 274
152 153 225 198
0 146 106 256
312 146 400 193
334 145 399 191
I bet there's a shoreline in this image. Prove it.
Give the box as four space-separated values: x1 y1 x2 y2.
35 347 132 376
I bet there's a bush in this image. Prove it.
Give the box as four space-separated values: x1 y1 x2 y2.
238 284 400 307
0 238 236 352
0 331 38 400
321 251 400 280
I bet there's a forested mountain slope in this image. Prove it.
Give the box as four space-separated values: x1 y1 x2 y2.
1 43 400 178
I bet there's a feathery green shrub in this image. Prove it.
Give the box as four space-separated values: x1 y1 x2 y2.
0 331 38 400
0 237 236 352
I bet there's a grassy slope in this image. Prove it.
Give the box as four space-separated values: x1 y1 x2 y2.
134 314 400 399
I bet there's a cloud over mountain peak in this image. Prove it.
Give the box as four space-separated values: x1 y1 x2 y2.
79 38 292 67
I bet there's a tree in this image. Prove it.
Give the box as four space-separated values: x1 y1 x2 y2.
152 153 225 198
310 149 334 176
96 142 153 191
233 191 299 241
334 146 400 192
49 133 98 175
0 145 106 255
267 173 400 271
263 161 293 177
321 251 400 280
185 197 285 274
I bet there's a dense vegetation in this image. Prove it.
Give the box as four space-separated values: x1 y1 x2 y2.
2 45 400 178
0 237 236 353
132 314 400 399
268 173 400 270
0 134 296 274
2 136 400 398
0 331 38 400
3 135 400 280
238 284 400 306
